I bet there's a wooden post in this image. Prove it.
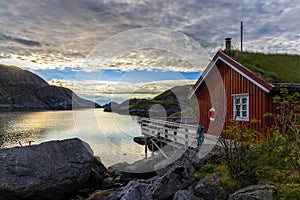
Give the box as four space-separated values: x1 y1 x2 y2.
145 137 148 158
151 139 154 157
185 128 189 146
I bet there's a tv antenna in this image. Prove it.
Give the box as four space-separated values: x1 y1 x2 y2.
241 21 243 52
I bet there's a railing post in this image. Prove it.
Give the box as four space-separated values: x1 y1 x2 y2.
145 137 148 158
185 128 189 146
151 140 154 157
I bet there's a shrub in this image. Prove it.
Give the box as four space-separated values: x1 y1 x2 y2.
283 187 300 200
271 88 300 182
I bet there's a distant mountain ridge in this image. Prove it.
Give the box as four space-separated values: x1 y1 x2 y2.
104 85 196 120
0 64 100 110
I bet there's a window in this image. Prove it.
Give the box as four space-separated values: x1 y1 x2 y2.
233 94 249 121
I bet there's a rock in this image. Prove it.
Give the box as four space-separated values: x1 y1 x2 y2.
103 102 119 112
97 150 197 200
102 177 115 189
107 155 162 184
73 188 96 200
154 149 190 176
87 168 104 189
173 190 197 200
133 136 165 150
0 138 106 200
192 145 222 169
102 177 122 190
103 181 152 200
107 162 129 178
229 185 277 200
151 153 195 200
194 173 229 200
133 136 149 145
86 189 114 200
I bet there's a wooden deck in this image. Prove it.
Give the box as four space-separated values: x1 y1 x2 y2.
141 118 219 150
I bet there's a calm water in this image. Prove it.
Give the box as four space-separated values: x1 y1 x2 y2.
0 109 144 167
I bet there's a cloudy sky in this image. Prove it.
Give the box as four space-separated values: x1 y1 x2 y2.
1 0 300 104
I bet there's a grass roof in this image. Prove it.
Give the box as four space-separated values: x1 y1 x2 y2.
223 50 300 83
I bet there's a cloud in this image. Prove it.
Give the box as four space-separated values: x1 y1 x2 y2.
48 78 196 103
0 0 300 72
89 48 204 72
0 34 42 47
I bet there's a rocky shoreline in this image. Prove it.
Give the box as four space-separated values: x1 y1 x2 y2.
0 139 277 200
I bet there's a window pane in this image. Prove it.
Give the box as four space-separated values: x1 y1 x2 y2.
242 105 247 110
242 111 247 117
233 94 249 120
242 97 247 103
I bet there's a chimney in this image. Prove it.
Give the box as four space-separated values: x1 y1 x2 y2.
225 38 232 51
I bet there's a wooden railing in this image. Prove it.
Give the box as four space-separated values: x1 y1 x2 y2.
141 118 219 149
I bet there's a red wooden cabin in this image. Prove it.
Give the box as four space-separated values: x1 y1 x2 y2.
189 48 300 139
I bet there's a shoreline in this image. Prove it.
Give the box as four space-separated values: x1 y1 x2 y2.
0 107 104 112
0 138 279 200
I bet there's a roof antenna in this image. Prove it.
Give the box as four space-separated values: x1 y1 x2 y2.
241 21 243 52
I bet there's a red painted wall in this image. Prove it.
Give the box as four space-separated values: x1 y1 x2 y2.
195 59 276 138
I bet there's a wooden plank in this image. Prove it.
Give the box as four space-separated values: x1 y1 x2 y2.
141 117 221 149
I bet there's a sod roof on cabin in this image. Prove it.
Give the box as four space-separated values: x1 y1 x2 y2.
223 50 300 83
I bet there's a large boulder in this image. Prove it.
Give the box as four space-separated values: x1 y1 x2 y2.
154 149 191 176
194 173 229 200
229 185 277 200
0 138 106 200
99 150 196 200
151 152 195 200
107 153 165 185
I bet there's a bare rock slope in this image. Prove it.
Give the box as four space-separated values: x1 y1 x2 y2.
0 64 100 109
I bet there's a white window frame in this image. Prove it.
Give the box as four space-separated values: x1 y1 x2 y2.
232 94 249 121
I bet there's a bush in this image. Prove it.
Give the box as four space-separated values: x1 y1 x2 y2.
194 163 218 179
255 166 286 184
219 120 258 181
283 187 300 200
199 163 218 174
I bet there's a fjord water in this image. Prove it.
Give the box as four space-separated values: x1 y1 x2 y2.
0 109 144 166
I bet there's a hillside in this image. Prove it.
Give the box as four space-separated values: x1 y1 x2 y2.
224 50 300 83
153 85 192 101
0 64 100 110
104 85 196 121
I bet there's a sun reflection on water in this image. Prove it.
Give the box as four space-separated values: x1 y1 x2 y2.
0 109 144 166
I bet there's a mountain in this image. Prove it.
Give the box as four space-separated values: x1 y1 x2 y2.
103 85 196 122
0 64 100 110
153 85 193 101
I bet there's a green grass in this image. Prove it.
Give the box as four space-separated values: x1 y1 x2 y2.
223 50 300 83
194 163 240 192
